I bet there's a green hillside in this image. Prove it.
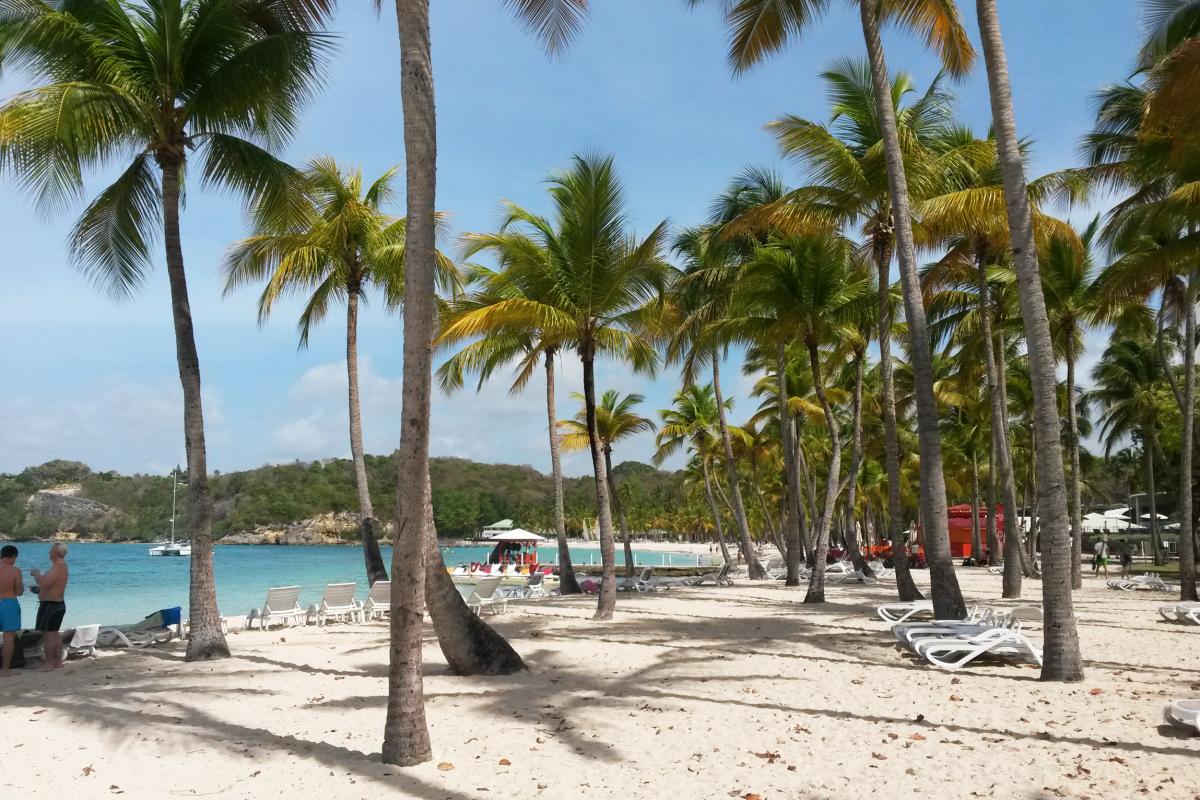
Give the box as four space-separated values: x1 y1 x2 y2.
0 457 684 541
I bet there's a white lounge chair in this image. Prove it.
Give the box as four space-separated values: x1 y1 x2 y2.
313 582 362 625
1159 601 1200 624
987 565 1004 575
522 572 549 598
618 567 658 592
685 563 734 586
248 586 306 630
876 600 934 623
916 628 1043 671
1108 574 1171 591
64 624 100 659
1163 699 1200 734
467 577 508 615
827 568 878 585
363 581 391 620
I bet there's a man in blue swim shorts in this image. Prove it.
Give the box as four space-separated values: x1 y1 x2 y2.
1 544 24 676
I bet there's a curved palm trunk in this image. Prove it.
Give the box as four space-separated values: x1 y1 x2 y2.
545 349 580 594
423 507 524 675
160 158 229 663
750 462 782 556
1179 284 1198 599
582 350 617 620
777 342 804 585
804 341 842 604
875 237 922 600
712 354 765 578
843 350 870 575
383 0 434 765
977 254 1022 597
794 440 820 556
1066 350 1083 589
347 289 388 585
970 451 982 563
860 0 963 619
605 447 635 578
977 0 1083 681
701 459 733 565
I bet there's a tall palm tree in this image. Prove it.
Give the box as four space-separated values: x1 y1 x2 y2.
670 226 766 578
437 281 582 594
440 154 669 622
728 232 873 603
655 384 733 563
747 60 954 600
560 391 656 577
1040 220 1104 589
692 0 975 619
972 0 1084 681
0 0 335 661
223 158 455 585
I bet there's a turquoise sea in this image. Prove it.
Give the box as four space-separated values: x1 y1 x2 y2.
0 542 706 629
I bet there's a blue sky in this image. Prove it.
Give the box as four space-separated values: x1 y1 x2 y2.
0 0 1140 477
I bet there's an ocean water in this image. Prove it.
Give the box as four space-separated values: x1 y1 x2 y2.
1 542 707 628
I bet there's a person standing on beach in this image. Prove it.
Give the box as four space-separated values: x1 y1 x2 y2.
1093 536 1109 578
31 543 69 671
1118 538 1133 579
0 544 24 676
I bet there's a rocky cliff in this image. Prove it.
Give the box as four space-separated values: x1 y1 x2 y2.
218 511 377 545
23 484 120 535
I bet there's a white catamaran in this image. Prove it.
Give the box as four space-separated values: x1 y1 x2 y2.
148 468 191 557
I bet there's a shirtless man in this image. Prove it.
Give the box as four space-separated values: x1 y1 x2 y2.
32 543 69 671
0 544 24 676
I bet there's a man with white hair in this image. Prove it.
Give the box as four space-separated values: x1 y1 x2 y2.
31 543 69 671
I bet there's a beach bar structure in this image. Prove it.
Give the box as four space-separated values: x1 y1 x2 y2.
946 504 1003 559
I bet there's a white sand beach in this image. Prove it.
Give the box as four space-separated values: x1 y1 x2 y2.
2 567 1196 800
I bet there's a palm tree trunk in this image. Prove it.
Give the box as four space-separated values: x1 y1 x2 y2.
1178 279 1198 599
777 342 804 585
804 340 842 604
751 462 781 553
875 236 922 600
423 500 524 675
545 348 580 594
1066 350 1083 589
347 289 388 585
605 447 635 579
702 459 733 565
795 439 820 556
159 157 228 663
843 350 870 575
986 445 1000 564
977 251 1023 597
712 354 764 578
860 0 963 619
1146 428 1163 566
970 451 982 563
383 0 434 765
582 350 617 620
976 0 1083 681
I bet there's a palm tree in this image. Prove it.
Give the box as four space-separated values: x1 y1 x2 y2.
440 154 668 622
1040 219 1105 589
0 0 335 661
972 0 1084 681
728 232 873 603
748 60 955 600
655 384 733 563
693 0 975 619
561 391 656 577
670 225 766 578
437 282 582 595
1087 337 1172 577
224 157 455 586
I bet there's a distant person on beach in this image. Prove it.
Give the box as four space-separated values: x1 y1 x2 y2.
31 543 69 671
1118 538 1133 578
1093 536 1109 578
0 544 24 676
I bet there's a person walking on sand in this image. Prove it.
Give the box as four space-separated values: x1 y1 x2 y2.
31 543 69 671
1093 535 1110 579
1118 538 1134 579
0 544 24 676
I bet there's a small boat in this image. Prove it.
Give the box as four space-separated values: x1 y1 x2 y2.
148 468 191 557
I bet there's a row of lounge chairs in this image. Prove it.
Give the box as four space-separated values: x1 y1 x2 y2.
1108 574 1173 592
877 600 1044 671
1159 601 1200 625
248 582 392 630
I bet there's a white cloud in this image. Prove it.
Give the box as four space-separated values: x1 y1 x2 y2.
0 377 227 474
